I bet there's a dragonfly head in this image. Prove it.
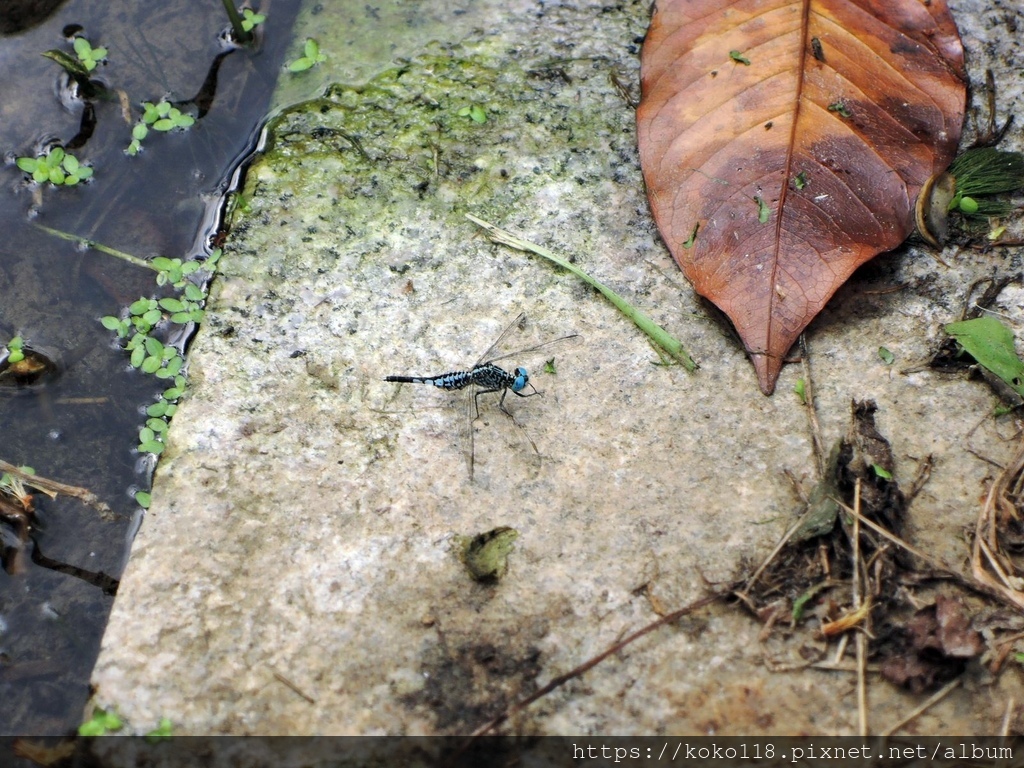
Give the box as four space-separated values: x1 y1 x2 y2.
511 367 528 392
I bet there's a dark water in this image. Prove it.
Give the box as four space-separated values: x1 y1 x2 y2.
0 0 300 737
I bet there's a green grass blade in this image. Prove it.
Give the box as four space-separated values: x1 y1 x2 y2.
466 214 697 371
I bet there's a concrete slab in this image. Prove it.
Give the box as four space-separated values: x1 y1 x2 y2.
90 0 1023 736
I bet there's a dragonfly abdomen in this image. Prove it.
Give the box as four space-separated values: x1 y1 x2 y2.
385 370 477 391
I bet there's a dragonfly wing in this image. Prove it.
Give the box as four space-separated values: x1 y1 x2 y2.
474 311 528 367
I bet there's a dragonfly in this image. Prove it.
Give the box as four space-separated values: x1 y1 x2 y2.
385 312 578 479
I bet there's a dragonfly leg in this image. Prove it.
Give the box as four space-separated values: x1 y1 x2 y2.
473 387 502 421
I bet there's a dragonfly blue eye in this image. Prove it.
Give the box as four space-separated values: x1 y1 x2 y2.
511 367 528 392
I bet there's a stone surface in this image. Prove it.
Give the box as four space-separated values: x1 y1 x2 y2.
90 0 1023 737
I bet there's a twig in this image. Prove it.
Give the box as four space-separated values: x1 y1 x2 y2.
971 437 1024 611
799 334 826 476
880 678 961 736
1000 698 1015 738
0 459 113 518
468 590 728 737
836 496 1024 612
852 480 868 737
465 214 697 370
272 670 317 704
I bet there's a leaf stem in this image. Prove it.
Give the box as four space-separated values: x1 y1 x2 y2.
33 224 157 271
220 0 251 44
465 213 697 371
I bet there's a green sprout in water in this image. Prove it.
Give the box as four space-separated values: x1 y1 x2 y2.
240 8 266 32
73 36 107 71
288 38 326 72
127 101 197 155
4 336 25 364
98 249 220 458
16 147 93 185
79 708 123 737
457 104 487 124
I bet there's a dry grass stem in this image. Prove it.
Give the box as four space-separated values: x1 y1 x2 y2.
880 678 961 737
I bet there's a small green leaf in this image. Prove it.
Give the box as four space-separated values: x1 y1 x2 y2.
754 196 771 223
878 346 894 365
682 223 699 249
139 439 165 455
129 298 153 315
16 157 38 173
871 464 893 480
792 590 814 622
828 101 852 118
141 356 162 374
794 171 807 189
304 38 319 59
159 297 186 313
146 716 173 741
729 50 751 65
163 387 183 401
147 418 168 433
144 336 163 356
8 349 24 364
79 720 105 737
135 491 151 509
945 316 1024 398
100 316 122 331
288 57 314 72
183 283 205 301
130 345 146 368
793 378 806 404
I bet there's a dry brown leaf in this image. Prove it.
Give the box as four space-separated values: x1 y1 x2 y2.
638 0 967 393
